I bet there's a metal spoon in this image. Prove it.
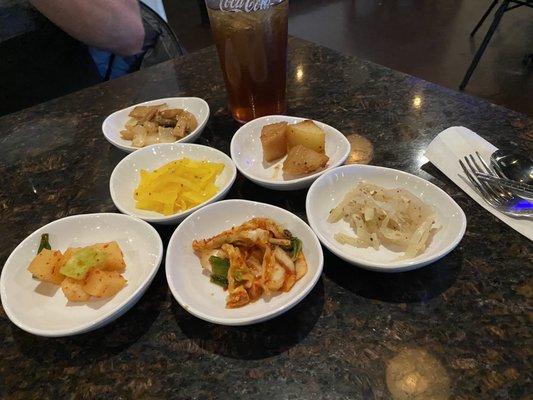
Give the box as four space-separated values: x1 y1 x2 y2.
490 149 533 186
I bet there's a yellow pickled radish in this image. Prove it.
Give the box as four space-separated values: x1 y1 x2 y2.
134 158 224 215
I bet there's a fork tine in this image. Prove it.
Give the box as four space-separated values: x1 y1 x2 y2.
459 159 499 205
461 158 533 218
463 156 497 202
467 154 482 172
465 155 505 203
467 156 506 205
476 151 514 200
475 151 494 175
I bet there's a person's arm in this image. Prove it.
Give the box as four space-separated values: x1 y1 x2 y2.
30 0 145 56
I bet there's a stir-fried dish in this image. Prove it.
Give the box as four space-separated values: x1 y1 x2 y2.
328 183 439 258
120 103 198 148
192 218 307 308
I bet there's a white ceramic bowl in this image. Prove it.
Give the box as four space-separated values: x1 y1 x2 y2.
230 115 351 190
165 200 324 325
0 213 163 337
102 97 210 153
306 165 466 272
110 143 237 225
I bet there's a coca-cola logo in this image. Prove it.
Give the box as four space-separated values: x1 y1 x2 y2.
219 0 273 12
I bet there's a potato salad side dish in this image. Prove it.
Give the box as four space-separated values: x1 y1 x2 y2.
192 218 307 308
328 183 439 258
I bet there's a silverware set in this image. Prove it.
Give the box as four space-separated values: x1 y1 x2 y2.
459 151 533 219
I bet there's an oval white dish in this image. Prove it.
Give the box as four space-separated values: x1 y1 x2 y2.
102 97 209 153
230 115 350 190
0 213 163 337
306 164 466 272
110 143 237 225
165 199 324 325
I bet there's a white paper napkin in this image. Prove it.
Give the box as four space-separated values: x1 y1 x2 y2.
425 126 532 241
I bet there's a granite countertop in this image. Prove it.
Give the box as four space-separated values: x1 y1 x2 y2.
0 37 531 400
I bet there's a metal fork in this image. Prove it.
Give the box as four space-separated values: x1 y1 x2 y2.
475 172 533 198
459 152 533 219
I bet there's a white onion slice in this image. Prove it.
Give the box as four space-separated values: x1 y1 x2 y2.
329 183 439 258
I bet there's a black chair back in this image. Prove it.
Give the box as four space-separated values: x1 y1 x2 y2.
139 2 186 69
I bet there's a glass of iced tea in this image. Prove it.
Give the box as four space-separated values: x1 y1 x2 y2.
205 0 289 123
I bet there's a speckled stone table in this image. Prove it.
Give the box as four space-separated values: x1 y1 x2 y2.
0 38 532 400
